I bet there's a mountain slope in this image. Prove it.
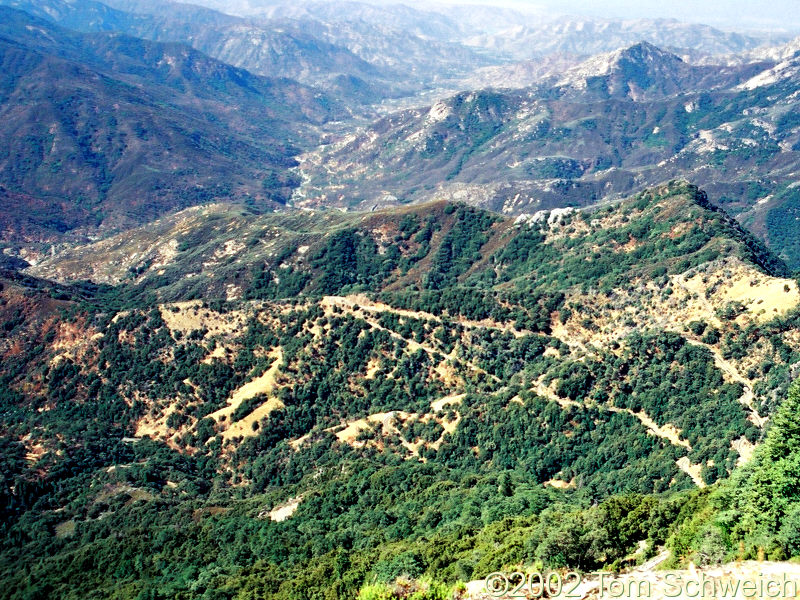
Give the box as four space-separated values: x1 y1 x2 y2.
0 0 449 101
4 183 800 598
0 7 339 243
0 7 338 127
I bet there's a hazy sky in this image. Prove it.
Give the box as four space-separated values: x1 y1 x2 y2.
424 0 800 31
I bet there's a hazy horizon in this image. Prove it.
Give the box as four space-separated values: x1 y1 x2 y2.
197 0 800 33
412 0 800 32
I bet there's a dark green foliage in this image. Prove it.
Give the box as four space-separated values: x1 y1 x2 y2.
672 380 800 563
766 188 800 271
425 206 497 290
245 263 312 300
527 157 585 179
597 331 754 462
312 229 395 294
382 288 506 322
1 183 798 598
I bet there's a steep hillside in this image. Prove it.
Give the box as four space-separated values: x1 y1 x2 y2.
4 184 800 598
1 0 476 102
0 8 338 127
7 182 800 598
20 182 800 471
0 8 338 244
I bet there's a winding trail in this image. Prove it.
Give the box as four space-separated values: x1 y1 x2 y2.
686 339 766 427
532 376 703 486
319 296 501 382
533 378 692 450
321 294 529 337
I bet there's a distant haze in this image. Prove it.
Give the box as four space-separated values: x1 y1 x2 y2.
185 0 800 33
420 0 800 31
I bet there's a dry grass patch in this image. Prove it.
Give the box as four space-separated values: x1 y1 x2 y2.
55 520 76 539
676 456 706 488
159 301 246 337
209 347 285 442
267 496 303 522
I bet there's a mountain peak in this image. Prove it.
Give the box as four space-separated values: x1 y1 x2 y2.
555 40 688 99
619 40 683 61
565 40 683 77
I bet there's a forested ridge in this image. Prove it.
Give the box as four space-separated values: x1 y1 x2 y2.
3 182 800 598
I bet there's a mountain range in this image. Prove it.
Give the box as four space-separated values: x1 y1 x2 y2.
0 0 496 102
0 6 344 244
465 17 790 60
296 40 800 268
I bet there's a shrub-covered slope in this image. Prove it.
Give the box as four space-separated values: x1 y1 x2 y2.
3 183 800 597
